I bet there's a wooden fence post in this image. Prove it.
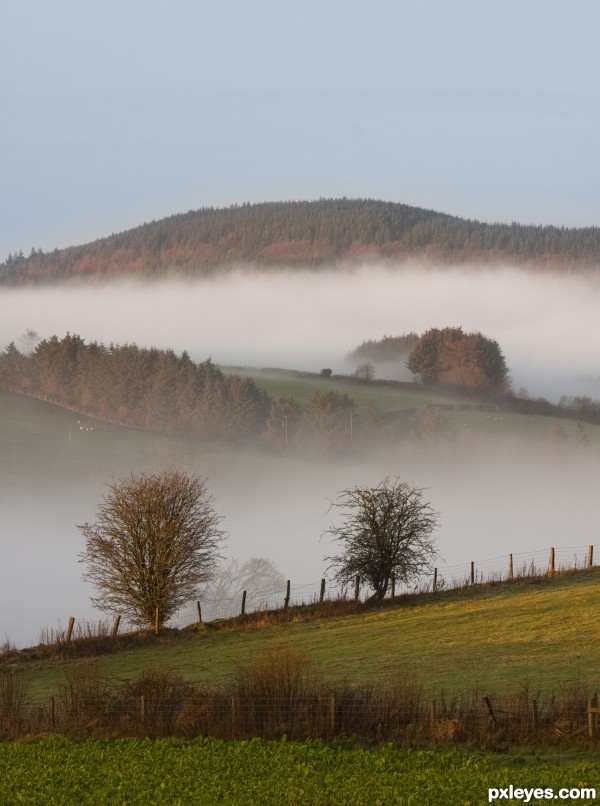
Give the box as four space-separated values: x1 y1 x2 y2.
548 547 555 576
231 695 239 736
111 614 121 640
588 694 598 739
328 694 336 734
484 695 498 725
65 617 75 643
508 554 514 581
319 579 326 604
196 601 203 626
470 561 475 585
354 575 360 602
284 580 291 610
432 568 437 593
531 698 539 731
428 698 437 732
241 590 247 616
140 695 146 728
587 545 594 569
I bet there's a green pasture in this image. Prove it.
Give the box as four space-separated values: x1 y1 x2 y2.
1 738 598 805
19 569 600 702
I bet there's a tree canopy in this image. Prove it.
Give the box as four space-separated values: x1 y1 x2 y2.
406 327 510 393
78 471 226 628
324 477 439 599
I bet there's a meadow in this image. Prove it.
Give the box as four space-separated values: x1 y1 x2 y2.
2 382 600 802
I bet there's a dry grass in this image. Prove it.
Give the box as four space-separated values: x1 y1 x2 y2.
2 648 599 750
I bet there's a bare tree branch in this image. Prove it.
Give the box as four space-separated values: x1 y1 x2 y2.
324 477 439 599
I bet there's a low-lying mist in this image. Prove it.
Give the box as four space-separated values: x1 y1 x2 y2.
1 263 599 400
1 263 599 648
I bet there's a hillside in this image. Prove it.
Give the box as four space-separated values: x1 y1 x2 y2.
14 568 600 700
3 198 600 284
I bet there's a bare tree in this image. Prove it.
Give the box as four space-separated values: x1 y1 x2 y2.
78 471 226 628
324 477 439 599
354 362 376 382
202 557 286 601
19 328 40 355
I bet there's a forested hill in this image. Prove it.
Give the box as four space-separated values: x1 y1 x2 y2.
2 198 600 285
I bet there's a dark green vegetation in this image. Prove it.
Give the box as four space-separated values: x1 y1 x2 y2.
2 739 598 806
3 198 600 284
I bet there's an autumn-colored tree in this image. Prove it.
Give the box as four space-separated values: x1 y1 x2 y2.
407 327 509 393
264 394 302 448
79 471 226 629
305 389 355 449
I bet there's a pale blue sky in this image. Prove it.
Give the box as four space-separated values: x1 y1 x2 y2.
1 0 599 258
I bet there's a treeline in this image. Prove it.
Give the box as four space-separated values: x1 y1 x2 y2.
347 334 420 367
0 335 357 446
2 199 600 285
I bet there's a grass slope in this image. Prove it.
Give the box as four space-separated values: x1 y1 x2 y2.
20 569 600 701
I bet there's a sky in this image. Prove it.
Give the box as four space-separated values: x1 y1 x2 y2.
1 0 599 259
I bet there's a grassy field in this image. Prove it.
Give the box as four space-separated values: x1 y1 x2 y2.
1 738 598 805
17 568 600 702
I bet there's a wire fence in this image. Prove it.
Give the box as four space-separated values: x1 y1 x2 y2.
3 667 600 745
21 543 598 643
170 543 599 629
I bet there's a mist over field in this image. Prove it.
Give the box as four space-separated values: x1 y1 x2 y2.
1 264 599 647
1 265 599 400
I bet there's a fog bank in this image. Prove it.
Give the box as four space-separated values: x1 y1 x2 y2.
1 264 599 401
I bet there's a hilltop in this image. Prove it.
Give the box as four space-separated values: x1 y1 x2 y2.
2 198 600 285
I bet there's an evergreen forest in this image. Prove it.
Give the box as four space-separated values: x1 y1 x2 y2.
2 199 599 285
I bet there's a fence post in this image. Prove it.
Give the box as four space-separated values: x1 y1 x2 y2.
140 695 146 728
328 694 336 735
432 568 437 593
588 694 598 739
111 614 121 640
470 561 475 585
319 579 326 604
531 698 539 731
548 547 555 576
588 545 594 569
196 601 203 626
284 580 291 610
231 695 239 737
354 575 360 602
428 698 437 733
508 554 514 581
241 590 247 616
484 695 498 725
65 617 75 643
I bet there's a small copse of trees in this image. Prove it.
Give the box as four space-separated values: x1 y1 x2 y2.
406 326 510 393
